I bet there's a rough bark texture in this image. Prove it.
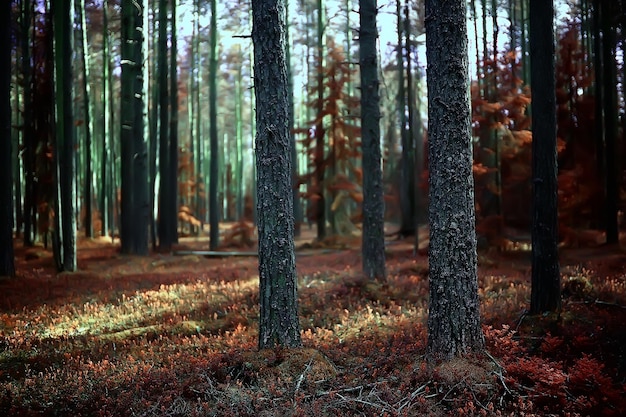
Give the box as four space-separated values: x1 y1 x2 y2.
252 0 302 349
0 0 15 277
425 0 484 361
529 0 560 314
360 0 386 281
121 0 148 255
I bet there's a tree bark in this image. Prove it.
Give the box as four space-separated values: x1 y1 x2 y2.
209 0 220 250
53 0 77 271
529 0 560 314
425 0 484 361
252 0 302 349
0 0 15 277
360 0 386 281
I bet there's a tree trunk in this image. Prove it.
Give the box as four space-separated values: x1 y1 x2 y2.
0 0 15 277
120 0 148 255
425 0 484 361
600 0 619 244
315 0 326 240
360 0 386 281
53 0 77 271
169 0 179 244
157 0 173 251
209 0 220 250
252 0 302 349
529 0 560 314
78 0 93 238
22 0 35 247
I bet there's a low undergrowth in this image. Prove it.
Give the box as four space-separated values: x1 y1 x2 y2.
0 242 625 416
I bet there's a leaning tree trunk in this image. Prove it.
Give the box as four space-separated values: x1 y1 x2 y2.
425 0 484 362
0 0 15 277
252 0 302 349
360 0 386 281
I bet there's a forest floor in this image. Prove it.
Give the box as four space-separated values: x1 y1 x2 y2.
0 223 625 416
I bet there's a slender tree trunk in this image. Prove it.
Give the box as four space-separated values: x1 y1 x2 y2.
315 0 326 239
157 0 172 251
0 0 15 277
78 0 93 238
529 0 560 314
170 0 179 244
360 0 386 281
425 0 484 361
22 0 35 247
252 0 302 349
209 0 219 249
397 0 414 237
286 0 301 236
100 0 111 237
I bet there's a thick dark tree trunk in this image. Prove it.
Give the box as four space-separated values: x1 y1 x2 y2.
599 0 619 244
0 0 15 277
529 0 560 314
360 0 386 281
120 0 148 255
425 0 484 361
53 0 77 271
251 0 302 349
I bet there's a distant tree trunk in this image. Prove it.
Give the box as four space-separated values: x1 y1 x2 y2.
209 0 219 250
100 0 111 237
286 0 301 237
21 0 35 247
169 0 179 244
425 0 484 361
360 0 386 282
78 0 93 238
0 0 15 277
120 0 148 255
397 0 415 237
148 6 159 249
529 0 560 314
52 0 77 271
157 0 173 251
315 0 326 240
252 0 302 349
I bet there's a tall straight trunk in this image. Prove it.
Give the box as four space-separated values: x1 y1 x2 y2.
529 0 560 314
425 0 484 361
360 0 386 281
600 0 619 244
397 0 414 236
209 0 219 249
194 0 203 224
157 0 172 251
286 0 301 236
235 46 245 220
315 0 326 239
404 0 418 240
100 0 111 237
78 0 93 237
22 0 35 247
169 0 179 243
120 0 148 255
53 0 77 271
148 6 158 249
0 0 15 277
252 0 302 349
